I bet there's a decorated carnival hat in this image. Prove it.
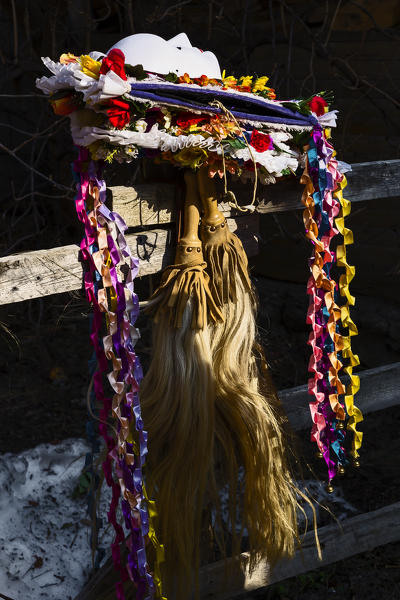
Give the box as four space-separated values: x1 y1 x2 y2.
36 32 337 180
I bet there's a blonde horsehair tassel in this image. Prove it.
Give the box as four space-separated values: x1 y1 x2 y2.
140 171 220 599
145 172 223 329
196 167 253 306
196 167 305 571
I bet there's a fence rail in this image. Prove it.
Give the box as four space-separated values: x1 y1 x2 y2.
1 158 398 599
1 160 399 306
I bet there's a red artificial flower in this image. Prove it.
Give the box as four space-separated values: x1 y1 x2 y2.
250 130 273 153
99 49 127 81
193 75 208 86
176 113 205 129
243 159 256 171
308 95 328 116
105 97 131 129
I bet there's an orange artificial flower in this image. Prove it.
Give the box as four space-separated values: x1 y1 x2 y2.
178 73 191 84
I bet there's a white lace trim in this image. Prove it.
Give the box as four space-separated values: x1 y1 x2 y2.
70 120 300 175
70 122 220 153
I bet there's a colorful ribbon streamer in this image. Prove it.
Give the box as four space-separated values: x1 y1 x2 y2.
73 148 164 599
301 128 363 482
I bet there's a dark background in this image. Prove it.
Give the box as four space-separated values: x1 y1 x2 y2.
0 1 399 598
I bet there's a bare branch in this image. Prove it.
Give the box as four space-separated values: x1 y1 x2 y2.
0 591 17 600
279 0 400 108
349 0 400 41
324 0 343 48
0 94 47 98
0 142 72 191
11 0 18 64
12 117 68 153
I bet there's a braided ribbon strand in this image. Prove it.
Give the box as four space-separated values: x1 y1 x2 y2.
301 129 362 481
73 148 165 599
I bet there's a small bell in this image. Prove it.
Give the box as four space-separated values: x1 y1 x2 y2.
353 459 361 468
336 421 345 430
326 483 334 493
337 465 345 476
316 451 324 459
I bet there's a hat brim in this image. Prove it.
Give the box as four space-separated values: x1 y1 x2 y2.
130 82 317 128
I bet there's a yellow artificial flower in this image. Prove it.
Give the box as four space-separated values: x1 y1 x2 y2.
59 52 79 65
79 55 101 79
188 123 202 132
239 75 253 88
252 76 270 92
160 107 172 129
174 148 208 169
222 74 238 88
88 140 103 159
105 148 119 163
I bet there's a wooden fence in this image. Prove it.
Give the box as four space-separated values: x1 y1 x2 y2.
1 159 399 599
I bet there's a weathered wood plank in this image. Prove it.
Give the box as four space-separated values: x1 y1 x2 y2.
109 183 178 228
200 501 400 599
109 183 242 228
0 216 258 305
74 500 400 600
0 245 83 305
280 362 400 431
254 159 400 215
110 160 400 225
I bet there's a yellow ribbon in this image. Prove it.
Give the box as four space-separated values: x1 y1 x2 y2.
143 485 167 599
334 174 363 456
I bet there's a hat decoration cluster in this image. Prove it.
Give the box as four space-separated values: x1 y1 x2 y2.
37 32 363 600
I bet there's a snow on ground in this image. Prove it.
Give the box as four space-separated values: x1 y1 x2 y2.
0 439 112 600
0 439 358 600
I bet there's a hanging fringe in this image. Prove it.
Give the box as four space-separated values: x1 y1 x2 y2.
146 257 223 330
201 221 253 306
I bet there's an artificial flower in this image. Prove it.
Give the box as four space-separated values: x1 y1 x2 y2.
308 95 328 116
49 92 80 115
207 152 238 178
178 73 191 84
105 148 119 163
174 147 208 169
239 75 253 88
243 159 256 171
160 107 171 129
135 119 147 133
59 53 78 65
221 74 238 88
252 76 269 93
99 49 127 81
193 74 209 86
80 55 101 79
87 140 105 160
202 116 240 139
250 130 274 152
105 97 131 128
176 113 205 130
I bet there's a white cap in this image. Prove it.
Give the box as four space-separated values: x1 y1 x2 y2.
108 32 222 79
